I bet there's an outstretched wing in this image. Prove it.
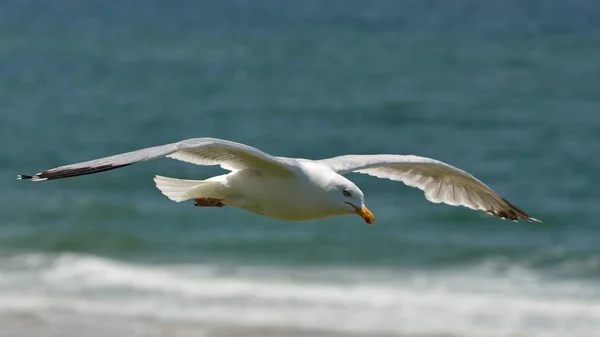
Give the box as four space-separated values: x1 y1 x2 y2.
18 137 296 181
319 154 540 222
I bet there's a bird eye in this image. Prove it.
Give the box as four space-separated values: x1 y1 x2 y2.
343 189 351 197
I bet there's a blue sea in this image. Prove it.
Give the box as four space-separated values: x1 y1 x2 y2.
1 1 599 336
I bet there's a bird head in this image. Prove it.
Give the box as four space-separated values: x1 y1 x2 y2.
327 177 375 225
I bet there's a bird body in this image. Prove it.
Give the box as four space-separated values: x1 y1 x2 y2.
156 160 362 222
18 137 539 224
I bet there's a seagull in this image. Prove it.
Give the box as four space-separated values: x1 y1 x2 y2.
17 137 540 224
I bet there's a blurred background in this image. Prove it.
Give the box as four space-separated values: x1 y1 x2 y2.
1 0 599 336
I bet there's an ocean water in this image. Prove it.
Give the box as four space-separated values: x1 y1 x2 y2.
1 1 600 336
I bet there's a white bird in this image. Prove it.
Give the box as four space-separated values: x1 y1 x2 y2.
17 137 540 224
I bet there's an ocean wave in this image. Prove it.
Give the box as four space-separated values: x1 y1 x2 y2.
4 224 600 282
0 253 599 337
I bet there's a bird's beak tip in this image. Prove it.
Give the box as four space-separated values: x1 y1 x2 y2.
355 206 375 225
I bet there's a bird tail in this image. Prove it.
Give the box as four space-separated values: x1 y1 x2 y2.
153 175 222 202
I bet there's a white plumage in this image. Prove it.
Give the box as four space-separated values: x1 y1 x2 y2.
18 137 540 224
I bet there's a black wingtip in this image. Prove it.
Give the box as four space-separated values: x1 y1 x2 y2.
497 198 542 223
17 174 47 181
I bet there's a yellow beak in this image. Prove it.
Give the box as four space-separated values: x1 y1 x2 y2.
352 204 375 225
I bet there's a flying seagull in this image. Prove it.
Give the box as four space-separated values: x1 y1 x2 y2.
17 137 540 224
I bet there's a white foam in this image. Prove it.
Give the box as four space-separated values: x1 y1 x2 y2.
0 253 599 337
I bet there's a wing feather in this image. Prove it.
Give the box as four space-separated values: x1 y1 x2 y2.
18 137 295 181
319 154 540 222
